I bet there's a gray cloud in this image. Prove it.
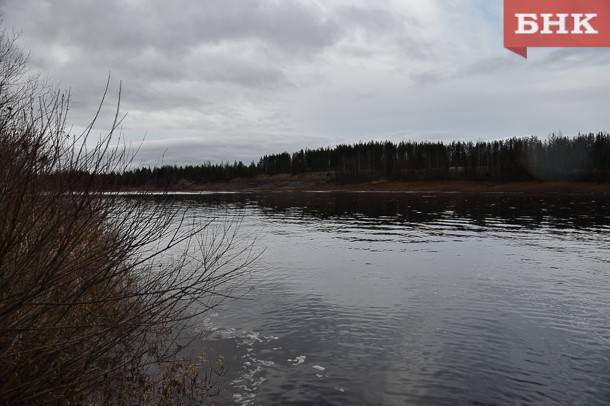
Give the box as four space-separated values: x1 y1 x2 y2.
7 0 340 55
1 0 610 164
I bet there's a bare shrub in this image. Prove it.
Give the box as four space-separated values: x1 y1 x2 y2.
0 31 256 404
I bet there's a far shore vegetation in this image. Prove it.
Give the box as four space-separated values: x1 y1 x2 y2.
104 134 610 191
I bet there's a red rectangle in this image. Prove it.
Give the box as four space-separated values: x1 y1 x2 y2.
504 0 610 57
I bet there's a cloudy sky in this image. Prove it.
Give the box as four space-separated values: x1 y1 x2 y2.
2 0 610 164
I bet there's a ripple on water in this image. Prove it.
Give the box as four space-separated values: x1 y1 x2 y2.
164 193 610 405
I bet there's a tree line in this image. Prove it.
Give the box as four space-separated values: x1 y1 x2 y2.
106 133 610 187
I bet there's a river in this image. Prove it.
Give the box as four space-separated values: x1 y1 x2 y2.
152 192 610 405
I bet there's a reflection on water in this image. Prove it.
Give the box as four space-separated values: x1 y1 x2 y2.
152 192 610 405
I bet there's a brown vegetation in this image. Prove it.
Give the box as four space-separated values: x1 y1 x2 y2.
132 171 610 194
0 32 256 404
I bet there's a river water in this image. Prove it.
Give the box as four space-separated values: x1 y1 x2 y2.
156 192 610 405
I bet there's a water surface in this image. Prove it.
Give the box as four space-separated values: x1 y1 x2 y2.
158 192 610 405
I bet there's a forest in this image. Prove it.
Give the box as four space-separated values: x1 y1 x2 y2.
106 133 610 187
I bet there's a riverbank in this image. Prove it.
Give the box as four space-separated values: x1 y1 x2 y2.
131 173 610 193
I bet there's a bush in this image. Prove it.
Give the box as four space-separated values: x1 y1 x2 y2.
0 31 256 404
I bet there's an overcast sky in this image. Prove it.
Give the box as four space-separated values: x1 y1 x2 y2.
2 0 610 164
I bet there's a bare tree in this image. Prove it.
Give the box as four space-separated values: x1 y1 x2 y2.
0 30 257 404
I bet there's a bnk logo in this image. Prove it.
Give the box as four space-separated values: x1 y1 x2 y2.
504 0 610 58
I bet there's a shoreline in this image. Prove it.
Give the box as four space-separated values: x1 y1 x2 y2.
119 175 610 194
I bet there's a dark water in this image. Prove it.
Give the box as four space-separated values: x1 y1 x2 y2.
159 192 610 405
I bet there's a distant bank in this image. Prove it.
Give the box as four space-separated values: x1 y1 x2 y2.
122 172 610 194
105 134 610 190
